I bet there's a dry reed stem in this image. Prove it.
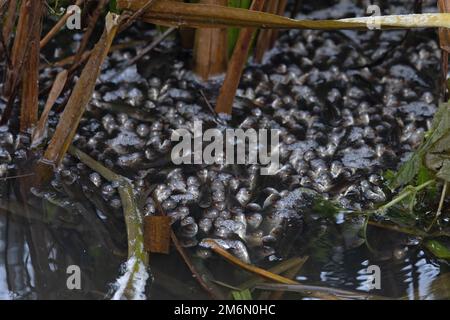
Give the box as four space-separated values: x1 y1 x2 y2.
2 0 17 51
254 0 278 63
42 13 120 172
32 70 68 147
215 0 265 115
203 239 298 285
40 0 84 49
20 0 44 132
193 0 228 80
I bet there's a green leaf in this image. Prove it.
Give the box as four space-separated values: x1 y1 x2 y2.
109 0 119 13
232 289 253 300
392 103 450 188
425 132 450 171
391 153 422 189
425 240 450 260
383 169 396 187
416 165 434 186
436 160 450 182
312 198 341 218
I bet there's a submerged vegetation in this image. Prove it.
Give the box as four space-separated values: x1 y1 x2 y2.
0 0 449 300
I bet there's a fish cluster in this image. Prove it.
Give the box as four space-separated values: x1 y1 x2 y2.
35 2 442 262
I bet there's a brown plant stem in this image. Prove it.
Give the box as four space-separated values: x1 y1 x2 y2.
1 0 40 125
254 0 278 64
40 13 120 181
32 70 68 147
1 0 17 54
215 0 265 115
170 232 226 299
193 0 228 80
20 0 44 133
71 0 109 72
152 196 225 299
236 256 308 292
40 0 84 49
118 0 156 33
203 238 298 284
267 256 307 300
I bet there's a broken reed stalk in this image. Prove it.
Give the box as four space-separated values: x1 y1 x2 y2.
1 0 41 126
215 0 265 115
193 0 228 80
40 0 84 49
20 0 44 133
41 13 120 177
68 146 148 299
32 70 68 147
3 0 33 97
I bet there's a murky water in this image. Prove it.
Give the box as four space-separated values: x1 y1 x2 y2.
0 0 449 300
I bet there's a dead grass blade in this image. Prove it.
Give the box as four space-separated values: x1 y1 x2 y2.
118 0 450 30
42 13 120 172
203 238 298 284
32 70 68 148
1 0 42 125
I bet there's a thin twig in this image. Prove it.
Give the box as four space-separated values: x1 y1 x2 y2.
0 173 35 181
237 256 308 291
40 0 84 49
127 26 175 66
427 181 448 231
170 231 225 300
119 0 156 33
267 256 307 300
152 197 225 299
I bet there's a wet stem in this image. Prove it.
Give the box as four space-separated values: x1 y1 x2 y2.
374 180 436 214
